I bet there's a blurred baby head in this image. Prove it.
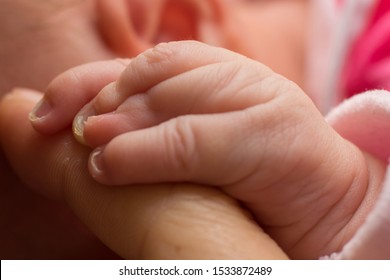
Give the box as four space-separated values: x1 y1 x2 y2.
0 0 308 94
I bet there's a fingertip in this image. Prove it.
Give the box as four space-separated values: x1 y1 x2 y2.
29 97 52 124
29 60 127 136
29 103 59 135
88 146 109 184
0 89 39 136
1 88 41 122
9 88 64 135
88 145 120 186
73 115 88 146
1 88 42 105
72 104 97 146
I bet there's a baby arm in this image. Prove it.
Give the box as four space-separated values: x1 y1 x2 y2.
30 41 387 259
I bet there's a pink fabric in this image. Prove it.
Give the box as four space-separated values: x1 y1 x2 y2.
326 90 390 259
305 0 375 113
342 0 390 98
327 90 390 161
314 0 390 259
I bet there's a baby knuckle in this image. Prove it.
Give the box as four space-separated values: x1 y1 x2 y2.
140 40 205 65
164 117 198 176
141 42 177 64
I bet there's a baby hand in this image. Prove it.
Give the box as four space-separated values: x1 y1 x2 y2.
30 41 386 259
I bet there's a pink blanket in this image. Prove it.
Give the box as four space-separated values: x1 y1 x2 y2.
313 0 390 259
326 91 390 259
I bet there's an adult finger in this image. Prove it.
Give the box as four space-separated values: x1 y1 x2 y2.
0 89 288 260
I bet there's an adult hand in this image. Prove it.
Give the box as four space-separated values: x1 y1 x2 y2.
0 90 287 259
0 152 118 259
29 41 386 259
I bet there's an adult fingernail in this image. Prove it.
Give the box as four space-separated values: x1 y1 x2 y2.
72 104 96 145
89 146 105 178
29 98 52 122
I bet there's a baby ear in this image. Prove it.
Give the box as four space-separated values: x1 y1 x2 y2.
96 0 224 57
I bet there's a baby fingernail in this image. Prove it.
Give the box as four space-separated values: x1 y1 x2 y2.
89 147 105 177
29 98 52 122
72 105 96 145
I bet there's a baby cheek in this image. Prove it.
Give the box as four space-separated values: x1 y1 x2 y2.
222 1 307 87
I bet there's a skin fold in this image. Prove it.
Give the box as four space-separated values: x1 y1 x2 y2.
0 88 288 259
1 0 386 258
28 41 386 259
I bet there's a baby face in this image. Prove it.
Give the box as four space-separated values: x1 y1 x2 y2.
0 0 308 94
218 0 308 87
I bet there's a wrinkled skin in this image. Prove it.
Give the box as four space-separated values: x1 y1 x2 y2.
28 41 386 259
0 0 307 259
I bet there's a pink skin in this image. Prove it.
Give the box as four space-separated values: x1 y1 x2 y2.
1 89 289 260
30 41 386 259
0 0 308 259
12 0 390 260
